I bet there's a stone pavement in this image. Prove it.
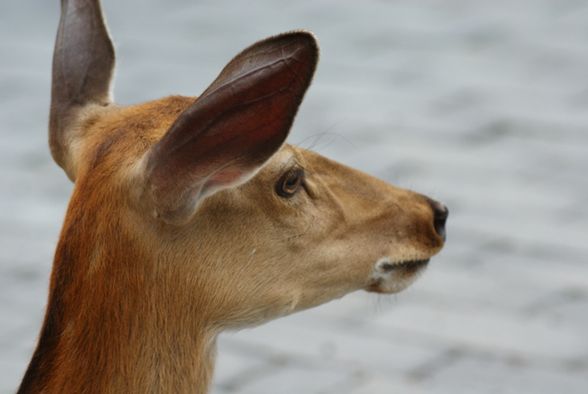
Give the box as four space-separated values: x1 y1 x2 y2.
1 0 587 392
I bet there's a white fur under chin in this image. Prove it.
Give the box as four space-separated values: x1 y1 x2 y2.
369 257 426 294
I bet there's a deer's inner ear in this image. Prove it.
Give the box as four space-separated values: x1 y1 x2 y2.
144 32 319 225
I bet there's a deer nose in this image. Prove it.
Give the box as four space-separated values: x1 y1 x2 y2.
430 200 448 241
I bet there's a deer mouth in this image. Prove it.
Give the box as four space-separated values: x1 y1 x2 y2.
378 259 429 272
366 258 430 294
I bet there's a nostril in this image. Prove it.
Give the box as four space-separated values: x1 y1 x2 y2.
431 201 448 241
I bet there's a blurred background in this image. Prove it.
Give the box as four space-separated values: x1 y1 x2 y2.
1 0 587 392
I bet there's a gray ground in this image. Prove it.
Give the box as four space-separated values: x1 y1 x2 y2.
1 0 587 393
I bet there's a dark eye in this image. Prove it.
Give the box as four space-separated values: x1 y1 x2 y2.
276 168 305 198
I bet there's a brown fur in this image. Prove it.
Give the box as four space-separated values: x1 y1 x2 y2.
20 2 447 392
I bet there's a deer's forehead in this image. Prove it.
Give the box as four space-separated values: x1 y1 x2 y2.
258 144 297 174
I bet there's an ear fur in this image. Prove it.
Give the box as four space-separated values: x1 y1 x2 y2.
144 31 319 224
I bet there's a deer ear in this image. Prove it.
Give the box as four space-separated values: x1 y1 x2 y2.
50 0 115 180
144 31 319 224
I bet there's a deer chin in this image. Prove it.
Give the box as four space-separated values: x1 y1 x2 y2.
365 257 430 294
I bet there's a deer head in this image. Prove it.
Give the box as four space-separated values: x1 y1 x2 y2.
20 0 448 392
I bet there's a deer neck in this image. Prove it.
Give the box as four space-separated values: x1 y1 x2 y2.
19 208 218 393
21 316 217 393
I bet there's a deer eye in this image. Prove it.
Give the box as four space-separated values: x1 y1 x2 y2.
276 168 305 198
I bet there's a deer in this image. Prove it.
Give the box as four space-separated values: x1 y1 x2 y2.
18 0 448 393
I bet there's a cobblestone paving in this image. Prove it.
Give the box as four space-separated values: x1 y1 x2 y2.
1 0 587 393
